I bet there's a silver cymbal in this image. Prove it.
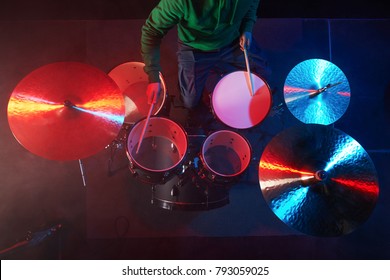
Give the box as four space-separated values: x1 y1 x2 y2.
259 124 379 236
284 59 351 125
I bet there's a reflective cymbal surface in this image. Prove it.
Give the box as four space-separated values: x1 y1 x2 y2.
7 62 125 161
259 124 379 236
284 59 351 125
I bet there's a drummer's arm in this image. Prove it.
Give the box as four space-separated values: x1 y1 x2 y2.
141 0 182 88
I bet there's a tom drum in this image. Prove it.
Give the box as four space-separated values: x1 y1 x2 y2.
199 130 251 185
126 117 188 184
212 71 272 129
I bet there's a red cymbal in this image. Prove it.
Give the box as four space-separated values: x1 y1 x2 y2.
7 62 125 161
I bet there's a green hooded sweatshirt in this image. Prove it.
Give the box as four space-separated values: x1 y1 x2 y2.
141 0 260 82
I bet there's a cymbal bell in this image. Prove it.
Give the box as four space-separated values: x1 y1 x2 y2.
284 59 351 125
7 62 125 161
259 124 379 236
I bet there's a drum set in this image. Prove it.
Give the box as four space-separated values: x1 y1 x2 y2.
7 61 271 211
7 58 380 236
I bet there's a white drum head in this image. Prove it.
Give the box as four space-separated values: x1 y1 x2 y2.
212 71 272 129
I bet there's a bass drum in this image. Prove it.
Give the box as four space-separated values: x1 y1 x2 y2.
212 71 272 129
151 167 230 211
199 130 251 185
126 117 188 184
108 61 167 124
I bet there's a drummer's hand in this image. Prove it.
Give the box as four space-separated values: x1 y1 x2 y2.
240 31 252 51
146 82 162 104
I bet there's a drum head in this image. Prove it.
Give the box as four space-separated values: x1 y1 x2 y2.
108 62 166 124
212 71 272 129
201 130 251 178
127 117 188 173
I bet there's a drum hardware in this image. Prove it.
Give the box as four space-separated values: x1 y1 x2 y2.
284 59 351 125
170 185 180 197
78 159 87 187
259 124 379 236
128 163 138 177
268 102 285 118
62 100 88 186
105 124 133 177
308 82 342 98
127 157 176 183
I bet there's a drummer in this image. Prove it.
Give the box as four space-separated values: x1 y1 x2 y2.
141 0 271 128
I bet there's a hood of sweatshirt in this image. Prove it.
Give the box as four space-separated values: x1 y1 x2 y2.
189 0 239 32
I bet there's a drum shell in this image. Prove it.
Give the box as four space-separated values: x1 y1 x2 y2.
108 61 167 124
126 117 188 184
199 130 252 185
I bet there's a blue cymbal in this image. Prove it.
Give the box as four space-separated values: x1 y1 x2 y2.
259 124 379 236
284 59 351 125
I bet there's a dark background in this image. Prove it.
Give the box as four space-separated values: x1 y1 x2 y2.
0 1 389 259
0 0 388 19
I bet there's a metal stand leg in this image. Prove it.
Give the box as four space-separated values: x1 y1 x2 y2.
78 159 87 187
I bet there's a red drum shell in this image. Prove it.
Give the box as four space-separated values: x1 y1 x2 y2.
108 62 167 124
126 117 188 184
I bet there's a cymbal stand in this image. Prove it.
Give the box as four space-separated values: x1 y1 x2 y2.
78 159 87 187
327 19 333 62
107 125 129 177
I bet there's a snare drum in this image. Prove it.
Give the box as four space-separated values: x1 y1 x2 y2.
126 117 188 184
212 71 272 129
199 130 251 185
108 62 167 124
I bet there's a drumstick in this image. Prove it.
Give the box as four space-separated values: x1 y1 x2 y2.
135 101 154 154
243 47 255 96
